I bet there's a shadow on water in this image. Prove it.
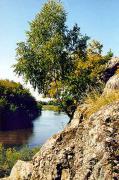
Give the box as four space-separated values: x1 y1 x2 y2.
0 110 69 148
0 129 33 148
0 108 41 131
0 109 40 147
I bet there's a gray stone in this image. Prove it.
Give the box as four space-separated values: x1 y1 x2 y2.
2 101 119 180
103 74 119 95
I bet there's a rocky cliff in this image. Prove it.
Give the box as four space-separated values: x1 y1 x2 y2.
2 71 119 180
3 100 119 180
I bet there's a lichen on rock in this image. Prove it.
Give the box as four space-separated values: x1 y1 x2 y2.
2 97 119 180
103 74 119 95
1 160 33 180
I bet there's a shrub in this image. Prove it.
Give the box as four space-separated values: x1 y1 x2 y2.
0 144 40 178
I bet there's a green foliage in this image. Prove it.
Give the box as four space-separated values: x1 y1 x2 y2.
66 48 109 101
0 144 40 178
0 98 7 108
37 102 43 110
43 105 61 111
9 104 18 112
87 40 103 54
0 79 40 130
13 0 112 118
14 0 67 94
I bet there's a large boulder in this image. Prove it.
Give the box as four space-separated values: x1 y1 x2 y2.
2 160 33 180
103 74 119 95
30 102 119 180
2 102 119 180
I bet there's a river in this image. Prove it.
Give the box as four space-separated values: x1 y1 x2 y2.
0 110 69 148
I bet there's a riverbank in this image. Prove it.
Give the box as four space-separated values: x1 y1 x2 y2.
0 144 40 178
0 110 69 178
42 105 61 111
0 110 69 148
0 80 40 131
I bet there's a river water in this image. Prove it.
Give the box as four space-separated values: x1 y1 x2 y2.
0 110 69 148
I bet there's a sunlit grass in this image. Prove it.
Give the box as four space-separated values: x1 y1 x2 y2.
42 105 61 111
83 90 119 117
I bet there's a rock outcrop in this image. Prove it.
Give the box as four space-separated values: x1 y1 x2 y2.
4 100 119 180
103 57 119 82
103 74 119 95
2 161 33 180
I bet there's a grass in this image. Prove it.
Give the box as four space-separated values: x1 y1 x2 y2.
83 90 119 117
42 105 61 111
0 144 40 178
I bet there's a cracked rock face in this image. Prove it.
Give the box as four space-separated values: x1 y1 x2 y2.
3 102 119 180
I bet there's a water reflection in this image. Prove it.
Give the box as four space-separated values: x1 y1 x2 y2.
0 129 33 146
28 110 69 147
0 114 33 131
0 110 69 147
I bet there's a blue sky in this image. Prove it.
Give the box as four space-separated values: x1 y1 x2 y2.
0 0 119 91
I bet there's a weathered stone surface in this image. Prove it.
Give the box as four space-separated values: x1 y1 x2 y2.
103 57 119 82
30 102 118 180
2 160 33 180
108 57 119 69
2 102 119 180
103 74 119 94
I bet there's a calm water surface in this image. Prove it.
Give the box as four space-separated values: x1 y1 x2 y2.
0 110 69 147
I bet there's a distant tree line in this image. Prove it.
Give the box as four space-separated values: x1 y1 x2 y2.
0 80 40 130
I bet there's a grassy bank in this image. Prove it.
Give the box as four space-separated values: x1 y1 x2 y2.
42 105 61 112
84 90 119 117
0 144 40 178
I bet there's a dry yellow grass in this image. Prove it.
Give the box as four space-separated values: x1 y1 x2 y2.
84 90 119 117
